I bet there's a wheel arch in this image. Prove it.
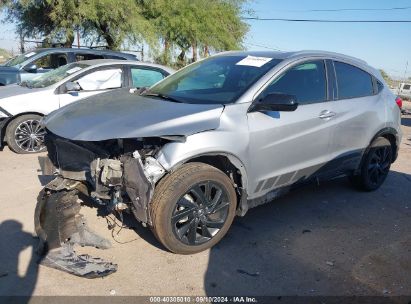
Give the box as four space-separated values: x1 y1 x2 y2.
3 112 45 143
170 153 249 216
370 127 399 163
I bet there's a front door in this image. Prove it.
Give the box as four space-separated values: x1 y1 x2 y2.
247 60 334 197
58 67 123 108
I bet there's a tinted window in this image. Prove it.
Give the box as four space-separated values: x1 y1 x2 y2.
32 53 68 70
147 55 282 104
131 68 164 88
262 60 326 104
403 84 411 90
334 61 373 99
75 53 104 61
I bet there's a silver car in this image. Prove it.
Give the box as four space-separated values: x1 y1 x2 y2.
35 51 402 277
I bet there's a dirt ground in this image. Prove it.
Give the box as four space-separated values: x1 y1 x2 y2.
0 117 410 298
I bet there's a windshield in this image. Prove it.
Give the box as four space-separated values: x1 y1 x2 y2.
25 63 89 88
3 51 38 67
146 55 281 104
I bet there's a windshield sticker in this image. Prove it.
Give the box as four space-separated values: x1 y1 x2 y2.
66 67 83 74
236 55 272 67
24 52 36 58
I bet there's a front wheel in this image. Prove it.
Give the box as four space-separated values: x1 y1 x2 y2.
149 163 237 254
5 114 46 154
350 137 392 191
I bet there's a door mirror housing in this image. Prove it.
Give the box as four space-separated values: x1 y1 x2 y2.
23 64 38 73
65 81 81 92
250 93 299 112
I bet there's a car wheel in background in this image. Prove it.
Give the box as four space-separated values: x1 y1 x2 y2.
149 163 237 254
350 137 392 191
5 114 46 154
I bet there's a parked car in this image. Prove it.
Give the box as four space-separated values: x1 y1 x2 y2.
0 59 174 153
35 51 402 277
391 82 411 100
0 48 139 86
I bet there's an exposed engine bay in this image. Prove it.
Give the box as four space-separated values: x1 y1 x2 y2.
35 131 172 278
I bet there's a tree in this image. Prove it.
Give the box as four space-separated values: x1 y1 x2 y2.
139 0 248 66
379 69 392 85
3 0 155 49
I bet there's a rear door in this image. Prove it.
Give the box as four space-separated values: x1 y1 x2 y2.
247 59 334 197
326 60 384 172
127 66 168 88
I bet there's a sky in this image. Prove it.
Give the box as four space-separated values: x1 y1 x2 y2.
243 0 411 78
0 0 410 78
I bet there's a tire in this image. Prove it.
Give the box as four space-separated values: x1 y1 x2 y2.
5 114 46 154
149 162 237 254
350 137 392 191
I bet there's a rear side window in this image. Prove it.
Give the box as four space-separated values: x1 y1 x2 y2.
131 67 165 88
262 60 327 104
75 53 104 61
334 61 373 99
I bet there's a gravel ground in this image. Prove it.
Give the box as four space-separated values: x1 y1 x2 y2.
0 117 410 298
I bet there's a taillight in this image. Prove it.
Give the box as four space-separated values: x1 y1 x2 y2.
395 97 403 109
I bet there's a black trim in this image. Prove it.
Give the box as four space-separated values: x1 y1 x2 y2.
325 59 337 100
0 117 11 149
0 106 12 117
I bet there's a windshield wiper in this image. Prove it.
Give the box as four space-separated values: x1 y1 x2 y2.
144 92 184 103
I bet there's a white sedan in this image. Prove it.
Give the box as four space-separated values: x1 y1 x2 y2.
0 59 175 153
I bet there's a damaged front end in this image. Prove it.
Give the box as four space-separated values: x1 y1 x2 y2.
35 131 169 278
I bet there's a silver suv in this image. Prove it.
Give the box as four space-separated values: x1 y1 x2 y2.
36 51 401 277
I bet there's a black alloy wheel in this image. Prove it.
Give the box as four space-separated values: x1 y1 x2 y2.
171 181 230 245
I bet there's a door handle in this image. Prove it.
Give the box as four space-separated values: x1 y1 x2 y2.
319 110 336 119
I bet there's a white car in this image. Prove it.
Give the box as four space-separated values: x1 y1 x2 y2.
0 60 174 153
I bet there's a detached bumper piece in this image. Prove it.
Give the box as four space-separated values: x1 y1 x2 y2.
35 181 117 278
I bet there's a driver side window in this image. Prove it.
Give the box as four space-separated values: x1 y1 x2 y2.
262 60 327 104
76 68 123 91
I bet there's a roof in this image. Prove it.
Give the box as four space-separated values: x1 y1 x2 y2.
75 59 176 74
30 48 138 60
218 50 368 66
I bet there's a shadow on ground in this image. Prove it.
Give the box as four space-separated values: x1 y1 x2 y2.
0 220 39 302
204 171 411 296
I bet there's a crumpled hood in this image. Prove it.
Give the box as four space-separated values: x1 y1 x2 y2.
44 89 224 141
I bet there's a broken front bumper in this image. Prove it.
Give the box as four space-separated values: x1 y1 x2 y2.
34 181 117 278
35 131 166 278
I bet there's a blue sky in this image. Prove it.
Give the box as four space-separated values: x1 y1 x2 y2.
1 0 410 78
243 0 411 78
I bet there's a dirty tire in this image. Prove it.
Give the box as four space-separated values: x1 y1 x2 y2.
149 162 237 254
350 137 392 191
6 114 46 154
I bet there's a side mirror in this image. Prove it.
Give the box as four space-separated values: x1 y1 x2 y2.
65 81 81 92
250 93 298 112
23 64 38 73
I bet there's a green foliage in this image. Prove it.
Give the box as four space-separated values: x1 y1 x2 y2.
379 69 393 86
3 0 249 65
140 0 248 66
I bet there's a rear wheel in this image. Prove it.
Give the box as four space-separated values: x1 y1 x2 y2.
149 163 237 254
350 137 392 191
6 114 46 154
